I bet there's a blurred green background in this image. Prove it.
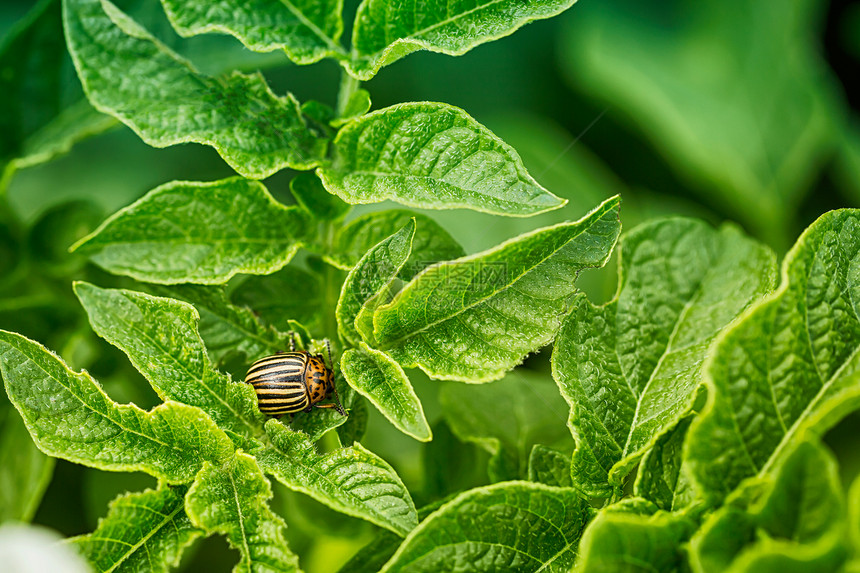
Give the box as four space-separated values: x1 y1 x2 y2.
1 0 859 571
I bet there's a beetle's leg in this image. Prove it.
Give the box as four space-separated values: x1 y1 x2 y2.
314 403 347 416
303 404 313 413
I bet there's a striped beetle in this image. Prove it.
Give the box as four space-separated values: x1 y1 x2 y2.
244 336 346 417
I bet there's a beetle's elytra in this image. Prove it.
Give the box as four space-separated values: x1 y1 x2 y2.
244 339 346 417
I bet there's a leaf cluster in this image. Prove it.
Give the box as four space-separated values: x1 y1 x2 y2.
1 0 859 572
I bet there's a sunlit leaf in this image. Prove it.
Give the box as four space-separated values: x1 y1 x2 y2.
159 0 345 64
379 481 591 572
72 178 310 284
341 343 431 441
348 0 578 80
368 196 620 381
687 209 860 501
337 220 415 347
75 282 266 448
186 452 300 572
0 330 232 483
553 218 776 496
319 102 566 216
63 0 326 178
690 440 849 572
254 421 418 536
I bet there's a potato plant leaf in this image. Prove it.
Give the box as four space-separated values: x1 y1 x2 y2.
633 413 697 512
254 421 418 536
159 0 345 64
553 218 776 496
318 102 565 216
337 220 415 347
689 440 849 572
74 282 266 448
0 406 54 522
0 330 232 483
528 445 573 488
155 284 290 365
368 196 621 381
0 0 114 186
72 178 310 285
63 0 326 178
687 209 860 501
326 209 465 275
186 452 300 573
575 509 696 573
348 0 578 80
341 343 431 442
379 481 592 572
69 485 201 573
441 372 573 481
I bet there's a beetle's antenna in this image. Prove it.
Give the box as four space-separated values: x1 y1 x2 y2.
324 338 333 369
289 332 297 352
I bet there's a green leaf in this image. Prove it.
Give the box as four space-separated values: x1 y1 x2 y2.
0 406 55 522
348 0 578 80
254 420 418 536
575 509 696 573
159 0 345 64
337 220 415 347
686 209 860 501
369 196 621 381
553 218 776 497
633 413 698 512
379 481 591 572
331 88 372 128
318 102 565 217
0 0 114 187
0 329 232 483
155 284 290 365
528 445 573 488
690 440 849 573
290 172 350 222
63 0 326 178
72 178 310 284
341 343 431 441
441 371 573 481
74 282 266 448
69 485 201 573
326 209 465 275
186 452 300 573
231 267 325 334
560 0 838 244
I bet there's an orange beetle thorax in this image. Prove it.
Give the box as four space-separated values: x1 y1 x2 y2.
305 355 334 405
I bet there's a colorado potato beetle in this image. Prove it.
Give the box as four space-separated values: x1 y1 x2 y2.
244 337 346 417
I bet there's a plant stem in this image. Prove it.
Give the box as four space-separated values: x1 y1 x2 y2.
335 69 361 118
